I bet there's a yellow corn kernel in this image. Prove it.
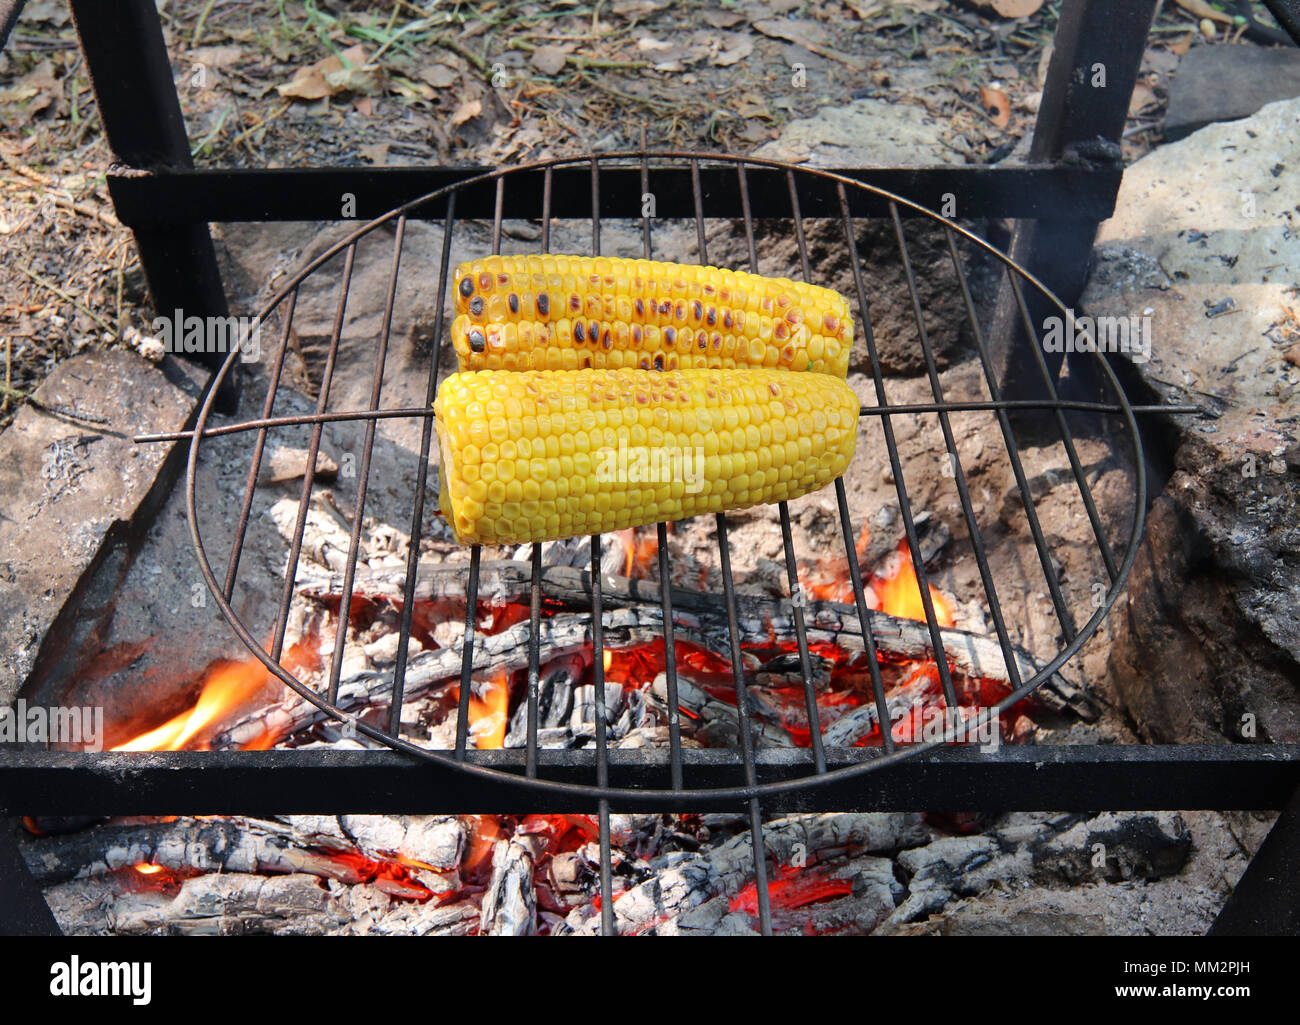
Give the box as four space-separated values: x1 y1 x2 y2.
450 255 853 378
434 367 859 545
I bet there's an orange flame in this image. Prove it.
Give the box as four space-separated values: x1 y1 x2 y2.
613 527 659 579
872 543 955 627
804 523 872 603
453 671 510 750
112 637 318 752
133 863 163 876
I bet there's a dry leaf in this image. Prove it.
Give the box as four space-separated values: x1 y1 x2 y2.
451 98 483 126
1170 33 1194 56
611 0 671 17
843 0 884 17
979 84 1011 128
420 64 459 89
279 65 332 101
1174 0 1233 23
531 46 569 75
752 19 831 49
278 45 379 101
969 0 1045 16
637 37 675 52
357 142 390 165
190 46 242 68
702 9 747 28
3 61 63 116
712 34 755 67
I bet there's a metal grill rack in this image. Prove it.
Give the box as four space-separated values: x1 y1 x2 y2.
163 152 1153 934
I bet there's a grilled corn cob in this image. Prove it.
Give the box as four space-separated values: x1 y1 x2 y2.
450 255 854 378
434 367 859 545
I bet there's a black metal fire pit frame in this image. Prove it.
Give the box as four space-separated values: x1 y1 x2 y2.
1 0 1297 938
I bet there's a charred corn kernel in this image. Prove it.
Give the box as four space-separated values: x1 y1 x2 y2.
434 367 858 545
450 255 853 377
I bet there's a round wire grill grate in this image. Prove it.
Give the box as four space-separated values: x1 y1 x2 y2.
180 151 1146 806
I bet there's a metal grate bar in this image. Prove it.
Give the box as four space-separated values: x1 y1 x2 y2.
835 185 959 708
646 151 685 791
328 216 407 705
695 158 772 934
492 177 505 252
777 167 892 753
525 542 542 777
146 396 1195 445
717 513 774 935
222 286 298 600
522 170 549 780
271 243 356 663
390 194 458 730
540 165 552 253
889 207 1023 693
1006 269 1120 580
454 545 481 760
833 479 895 753
775 168 831 769
943 230 1079 644
590 536 616 935
590 158 615 937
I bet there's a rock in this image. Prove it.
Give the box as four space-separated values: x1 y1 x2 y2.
1165 45 1300 142
752 98 959 169
256 445 339 485
1081 96 1300 743
0 351 205 707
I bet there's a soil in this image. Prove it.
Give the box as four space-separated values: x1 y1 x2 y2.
0 0 1246 430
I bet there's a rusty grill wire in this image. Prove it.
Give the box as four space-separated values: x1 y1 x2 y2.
151 152 1156 936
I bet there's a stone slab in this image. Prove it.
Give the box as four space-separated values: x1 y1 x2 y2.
1165 44 1300 142
0 351 205 706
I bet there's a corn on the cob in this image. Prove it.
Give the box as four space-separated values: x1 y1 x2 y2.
450 255 854 378
434 367 859 546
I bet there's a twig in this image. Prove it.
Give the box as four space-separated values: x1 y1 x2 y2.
435 34 488 73
579 72 680 112
2 337 11 415
0 148 119 228
115 245 127 335
227 101 291 151
190 0 218 49
509 38 649 71
14 263 118 338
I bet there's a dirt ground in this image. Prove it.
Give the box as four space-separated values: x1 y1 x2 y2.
0 0 1275 432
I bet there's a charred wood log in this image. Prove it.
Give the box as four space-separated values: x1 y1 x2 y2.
20 815 458 898
282 561 1097 740
479 835 542 936
566 812 928 935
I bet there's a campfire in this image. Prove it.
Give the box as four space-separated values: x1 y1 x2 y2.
69 519 1054 934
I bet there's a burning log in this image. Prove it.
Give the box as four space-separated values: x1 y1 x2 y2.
282 561 1097 740
20 815 457 899
566 812 928 935
43 871 485 936
819 667 946 747
646 673 798 749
